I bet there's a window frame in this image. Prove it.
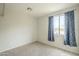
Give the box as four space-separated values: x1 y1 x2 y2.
53 14 65 35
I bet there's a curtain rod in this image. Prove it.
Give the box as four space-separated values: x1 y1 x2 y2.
49 8 76 16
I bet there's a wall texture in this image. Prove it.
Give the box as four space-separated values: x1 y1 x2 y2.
0 4 37 52
37 6 79 54
0 4 79 54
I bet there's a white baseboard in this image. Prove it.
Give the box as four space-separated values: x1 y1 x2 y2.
0 40 36 53
37 41 79 55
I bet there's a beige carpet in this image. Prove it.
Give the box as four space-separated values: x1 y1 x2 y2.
0 42 78 56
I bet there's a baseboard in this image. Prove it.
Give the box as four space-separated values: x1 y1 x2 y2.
0 41 36 53
1 40 79 55
37 41 79 55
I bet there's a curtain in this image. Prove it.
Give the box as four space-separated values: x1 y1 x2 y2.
64 10 77 47
48 16 54 41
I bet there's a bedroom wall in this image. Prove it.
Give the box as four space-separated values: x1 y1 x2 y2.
0 4 37 52
37 6 79 54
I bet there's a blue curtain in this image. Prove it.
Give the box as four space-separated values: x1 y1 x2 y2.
64 10 77 47
48 16 54 41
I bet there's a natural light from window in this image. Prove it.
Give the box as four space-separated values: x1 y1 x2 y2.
53 14 65 35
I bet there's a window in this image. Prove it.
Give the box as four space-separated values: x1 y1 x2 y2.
53 14 65 35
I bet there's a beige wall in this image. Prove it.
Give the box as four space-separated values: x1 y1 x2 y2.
37 6 79 54
0 3 79 54
0 4 37 52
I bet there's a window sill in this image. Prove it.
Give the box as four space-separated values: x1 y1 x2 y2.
54 34 64 37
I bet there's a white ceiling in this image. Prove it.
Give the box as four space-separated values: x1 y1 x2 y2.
25 3 78 18
0 3 79 18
